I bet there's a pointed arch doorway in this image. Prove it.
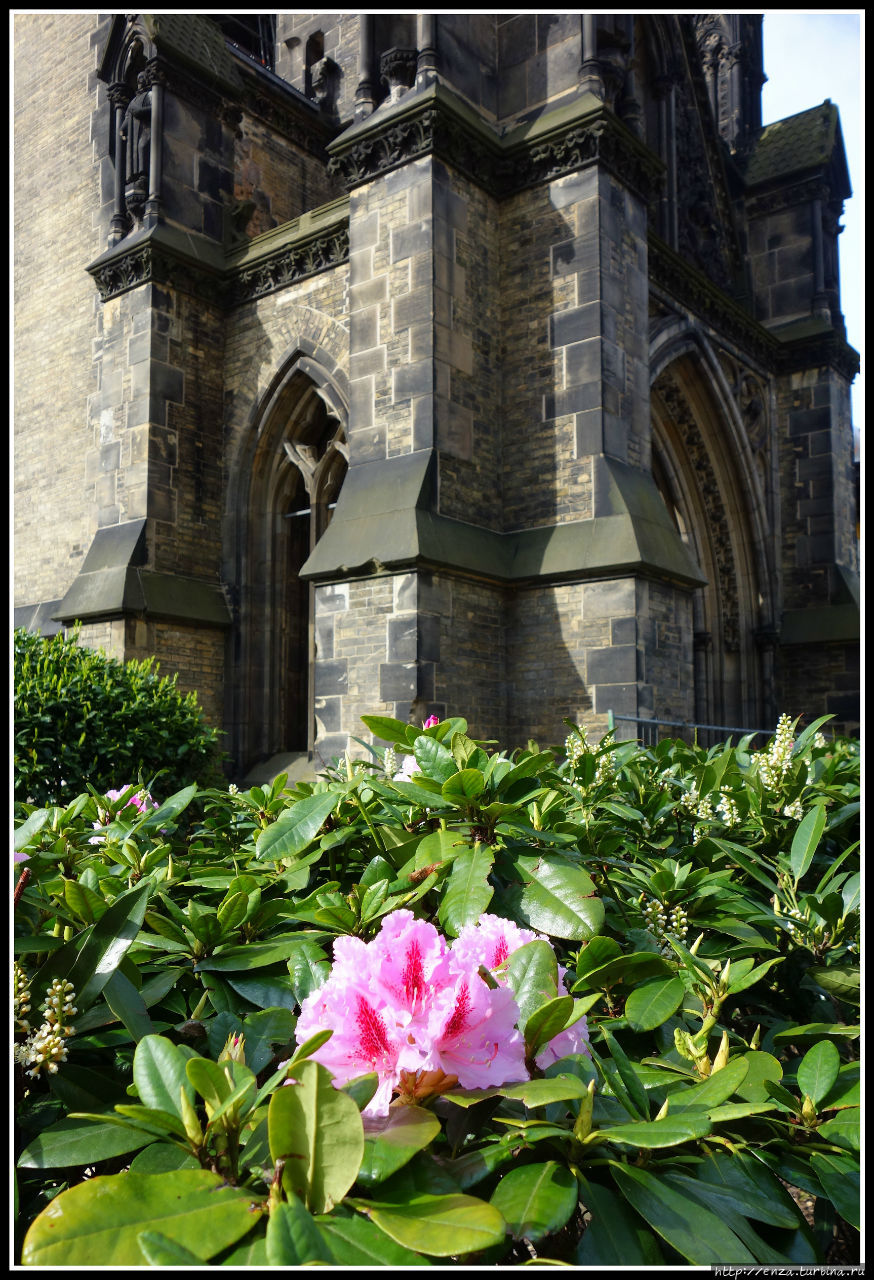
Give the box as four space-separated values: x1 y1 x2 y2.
229 353 348 777
649 346 777 734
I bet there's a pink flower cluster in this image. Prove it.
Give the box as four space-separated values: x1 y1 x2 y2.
90 787 159 843
294 910 588 1117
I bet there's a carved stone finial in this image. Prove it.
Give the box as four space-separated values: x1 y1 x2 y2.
379 47 417 103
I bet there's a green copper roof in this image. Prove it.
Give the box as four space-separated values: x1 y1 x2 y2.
743 101 851 196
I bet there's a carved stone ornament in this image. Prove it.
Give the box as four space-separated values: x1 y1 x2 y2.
379 48 418 102
227 226 350 307
88 220 350 308
328 94 663 202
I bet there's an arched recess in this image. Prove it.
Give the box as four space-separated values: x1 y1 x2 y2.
649 328 777 731
226 349 349 775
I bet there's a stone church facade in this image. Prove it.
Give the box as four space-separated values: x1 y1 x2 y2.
13 14 859 778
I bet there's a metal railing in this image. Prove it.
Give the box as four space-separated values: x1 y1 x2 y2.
606 712 774 750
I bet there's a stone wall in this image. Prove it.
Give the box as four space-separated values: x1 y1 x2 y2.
13 13 105 606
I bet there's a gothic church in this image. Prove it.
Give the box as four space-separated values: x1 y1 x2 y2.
13 14 859 778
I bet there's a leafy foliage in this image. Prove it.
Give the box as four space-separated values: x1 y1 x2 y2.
13 712 860 1265
14 628 223 805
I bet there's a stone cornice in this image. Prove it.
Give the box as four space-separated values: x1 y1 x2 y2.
327 82 664 202
648 233 860 381
86 198 351 307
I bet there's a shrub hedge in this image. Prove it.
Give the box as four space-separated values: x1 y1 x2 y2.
14 628 223 805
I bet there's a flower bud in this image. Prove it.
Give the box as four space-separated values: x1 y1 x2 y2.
711 1030 730 1074
573 1078 596 1142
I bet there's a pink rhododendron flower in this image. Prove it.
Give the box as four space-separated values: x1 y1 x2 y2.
452 914 591 1068
423 715 440 729
293 909 587 1118
90 787 159 843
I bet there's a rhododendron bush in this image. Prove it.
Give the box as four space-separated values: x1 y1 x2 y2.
13 713 859 1266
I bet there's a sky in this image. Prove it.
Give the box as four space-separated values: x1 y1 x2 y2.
760 10 864 443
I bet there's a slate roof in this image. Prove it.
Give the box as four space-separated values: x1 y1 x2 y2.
742 101 851 198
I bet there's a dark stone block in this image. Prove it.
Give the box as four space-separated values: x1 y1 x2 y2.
202 199 223 242
380 661 418 701
388 616 418 661
498 14 536 68
551 235 598 279
544 382 600 420
611 617 637 646
564 338 600 386
575 408 604 455
789 407 832 437
418 613 441 661
314 695 342 732
416 661 435 701
593 682 638 716
394 361 433 400
197 158 231 201
314 658 348 694
587 644 637 684
391 222 433 264
317 734 348 764
550 302 599 348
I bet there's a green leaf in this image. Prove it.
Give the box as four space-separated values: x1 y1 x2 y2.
195 934 322 973
806 965 860 1004
695 1150 801 1228
14 807 50 850
266 1196 334 1266
610 1162 756 1265
443 1073 590 1110
21 1170 263 1266
441 768 485 802
315 1212 430 1267
789 803 827 882
103 968 154 1041
591 1112 711 1148
624 976 685 1031
138 1232 207 1266
817 1109 860 1152
354 1193 506 1258
734 1051 784 1102
413 734 459 783
669 1057 750 1112
361 714 415 746
490 1161 577 1242
186 1056 232 1113
17 1116 153 1169
796 1040 840 1107
772 1022 860 1043
437 845 494 937
128 1144 200 1173
523 995 574 1057
504 852 604 940
31 879 152 1013
133 1034 195 1121
64 878 108 925
601 1030 649 1120
809 1152 860 1228
358 1106 442 1186
255 792 339 861
268 1059 365 1214
573 952 674 991
503 940 558 1029
575 1177 663 1265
